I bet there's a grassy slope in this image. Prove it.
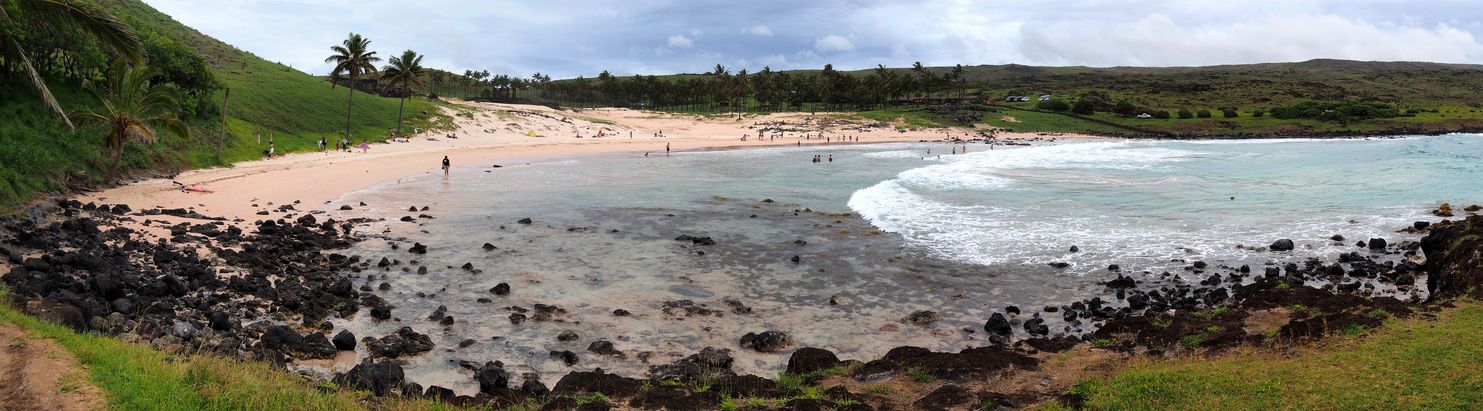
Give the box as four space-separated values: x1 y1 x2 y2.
0 288 469 410
1053 301 1483 410
0 0 448 207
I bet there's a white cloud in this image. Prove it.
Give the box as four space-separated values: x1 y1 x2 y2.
757 54 789 67
140 0 1483 78
744 25 773 36
667 34 694 48
890 44 911 59
1018 13 1483 66
814 34 855 53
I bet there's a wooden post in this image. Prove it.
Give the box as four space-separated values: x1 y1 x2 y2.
217 87 230 162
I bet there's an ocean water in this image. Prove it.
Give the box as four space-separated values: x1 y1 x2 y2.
322 134 1481 393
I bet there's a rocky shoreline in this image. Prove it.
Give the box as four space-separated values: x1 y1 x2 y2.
2 198 1480 410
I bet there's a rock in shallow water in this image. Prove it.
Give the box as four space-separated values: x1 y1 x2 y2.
365 327 434 358
739 331 792 353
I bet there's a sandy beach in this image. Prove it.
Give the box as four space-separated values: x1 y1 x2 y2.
82 101 1090 223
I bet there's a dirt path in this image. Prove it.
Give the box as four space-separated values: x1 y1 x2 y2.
0 322 106 411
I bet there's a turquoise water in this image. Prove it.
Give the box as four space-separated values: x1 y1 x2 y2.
852 135 1480 269
325 134 1481 391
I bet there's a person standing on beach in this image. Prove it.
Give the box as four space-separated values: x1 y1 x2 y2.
666 143 670 155
267 142 275 158
360 139 369 153
442 156 450 177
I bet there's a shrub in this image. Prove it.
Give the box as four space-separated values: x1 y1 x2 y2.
1222 108 1238 118
1178 108 1194 119
1037 99 1071 112
1072 99 1097 115
1270 101 1400 121
1253 109 1266 117
1153 110 1171 119
1113 100 1138 116
1196 109 1212 118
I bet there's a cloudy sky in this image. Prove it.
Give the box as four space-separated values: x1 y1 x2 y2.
143 0 1483 79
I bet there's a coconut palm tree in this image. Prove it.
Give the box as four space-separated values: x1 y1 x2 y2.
1 0 145 129
325 33 380 141
380 49 425 135
73 63 189 177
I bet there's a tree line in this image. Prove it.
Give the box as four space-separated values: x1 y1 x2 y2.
436 62 972 113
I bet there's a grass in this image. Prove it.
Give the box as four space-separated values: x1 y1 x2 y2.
1067 301 1483 410
1192 306 1229 320
908 368 935 384
982 106 1134 135
573 392 608 405
0 287 467 410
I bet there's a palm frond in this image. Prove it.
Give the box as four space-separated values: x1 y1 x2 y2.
25 0 144 63
2 33 75 128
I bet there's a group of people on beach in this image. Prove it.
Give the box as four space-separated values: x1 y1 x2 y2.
264 136 368 159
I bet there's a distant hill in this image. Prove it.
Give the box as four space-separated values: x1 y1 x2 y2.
611 59 1483 109
547 59 1483 137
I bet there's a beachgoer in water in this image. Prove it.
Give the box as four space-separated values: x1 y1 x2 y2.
665 143 670 155
828 154 833 162
442 156 450 176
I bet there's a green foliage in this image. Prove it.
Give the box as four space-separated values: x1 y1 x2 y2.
1179 335 1205 348
865 385 897 395
1153 110 1172 119
1150 317 1173 329
1193 306 1229 320
574 392 609 405
1071 98 1097 114
1178 108 1194 119
909 368 935 384
1093 338 1117 348
1222 108 1239 118
1196 109 1212 118
1037 98 1071 112
1270 101 1401 122
0 0 447 210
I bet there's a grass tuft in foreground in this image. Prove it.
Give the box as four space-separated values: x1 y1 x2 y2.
0 288 471 410
1055 301 1483 410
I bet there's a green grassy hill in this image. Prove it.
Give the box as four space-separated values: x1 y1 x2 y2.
0 0 448 207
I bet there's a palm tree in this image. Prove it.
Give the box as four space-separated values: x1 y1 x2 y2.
73 63 189 177
1 0 145 129
380 49 425 135
325 33 380 141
